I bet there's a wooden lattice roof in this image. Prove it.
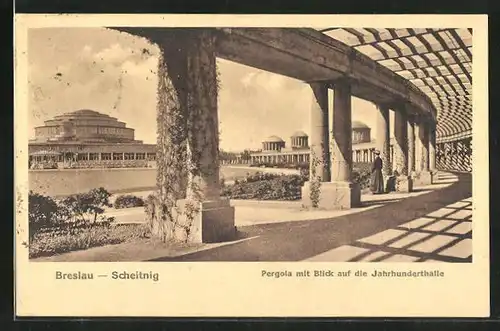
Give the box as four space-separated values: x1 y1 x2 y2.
317 28 472 143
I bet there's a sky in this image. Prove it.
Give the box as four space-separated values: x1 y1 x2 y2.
27 28 395 152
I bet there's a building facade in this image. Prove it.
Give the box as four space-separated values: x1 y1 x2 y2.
29 109 156 169
237 121 391 166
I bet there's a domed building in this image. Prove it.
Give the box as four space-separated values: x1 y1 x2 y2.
290 131 309 149
352 121 371 144
28 109 156 169
262 135 286 151
246 122 390 166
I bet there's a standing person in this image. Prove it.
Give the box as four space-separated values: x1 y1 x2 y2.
370 150 385 194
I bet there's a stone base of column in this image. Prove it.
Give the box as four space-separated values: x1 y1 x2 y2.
395 175 413 193
301 181 361 210
173 198 236 243
413 171 434 186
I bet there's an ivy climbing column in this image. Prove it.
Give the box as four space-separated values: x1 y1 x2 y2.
301 82 330 208
186 30 221 201
302 78 360 209
147 29 235 244
308 82 330 181
150 31 190 242
183 29 235 243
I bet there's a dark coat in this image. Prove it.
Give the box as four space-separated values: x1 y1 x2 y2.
370 156 385 194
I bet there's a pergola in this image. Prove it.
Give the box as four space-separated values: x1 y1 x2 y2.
109 26 472 243
316 28 472 144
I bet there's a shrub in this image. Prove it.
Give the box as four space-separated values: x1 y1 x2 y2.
352 169 372 190
58 187 113 224
27 188 153 258
28 188 115 243
244 171 281 183
221 174 306 201
113 194 145 209
221 164 372 201
28 191 60 243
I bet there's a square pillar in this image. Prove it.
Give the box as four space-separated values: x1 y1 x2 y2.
153 30 234 244
303 79 360 210
307 82 330 181
376 104 391 180
407 116 416 176
414 118 433 186
429 122 437 172
393 105 413 192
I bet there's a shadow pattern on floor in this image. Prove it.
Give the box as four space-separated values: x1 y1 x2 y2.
148 172 472 262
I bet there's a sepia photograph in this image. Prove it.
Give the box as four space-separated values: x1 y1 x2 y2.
25 26 473 263
14 14 489 317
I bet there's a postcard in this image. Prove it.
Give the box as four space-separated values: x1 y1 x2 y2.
14 14 489 317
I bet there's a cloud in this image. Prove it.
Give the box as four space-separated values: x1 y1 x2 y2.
92 43 158 66
81 45 93 56
121 56 158 77
93 43 132 63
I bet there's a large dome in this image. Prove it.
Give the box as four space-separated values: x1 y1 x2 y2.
34 109 138 143
263 135 285 143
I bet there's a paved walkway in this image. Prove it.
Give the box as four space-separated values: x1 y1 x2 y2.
34 171 472 262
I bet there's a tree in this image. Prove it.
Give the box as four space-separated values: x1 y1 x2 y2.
241 149 252 161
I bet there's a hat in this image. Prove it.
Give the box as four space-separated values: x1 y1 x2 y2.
374 150 380 155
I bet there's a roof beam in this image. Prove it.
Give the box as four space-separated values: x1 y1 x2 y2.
428 30 473 83
412 79 469 93
356 40 471 61
332 28 453 47
434 103 472 111
380 55 471 72
431 94 471 100
439 117 472 130
418 87 470 96
438 113 472 123
398 69 471 82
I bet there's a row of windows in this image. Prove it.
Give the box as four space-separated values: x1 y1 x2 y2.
37 127 131 136
72 153 156 161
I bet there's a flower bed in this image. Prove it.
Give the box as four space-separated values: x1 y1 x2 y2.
221 165 372 201
29 222 149 259
28 188 149 258
221 172 306 201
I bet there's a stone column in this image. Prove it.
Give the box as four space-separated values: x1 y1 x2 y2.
307 82 330 181
375 104 391 177
303 79 360 209
330 80 352 182
419 122 429 172
153 30 235 244
329 79 360 207
429 121 437 172
407 116 416 175
393 105 413 192
301 82 330 208
415 118 433 185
